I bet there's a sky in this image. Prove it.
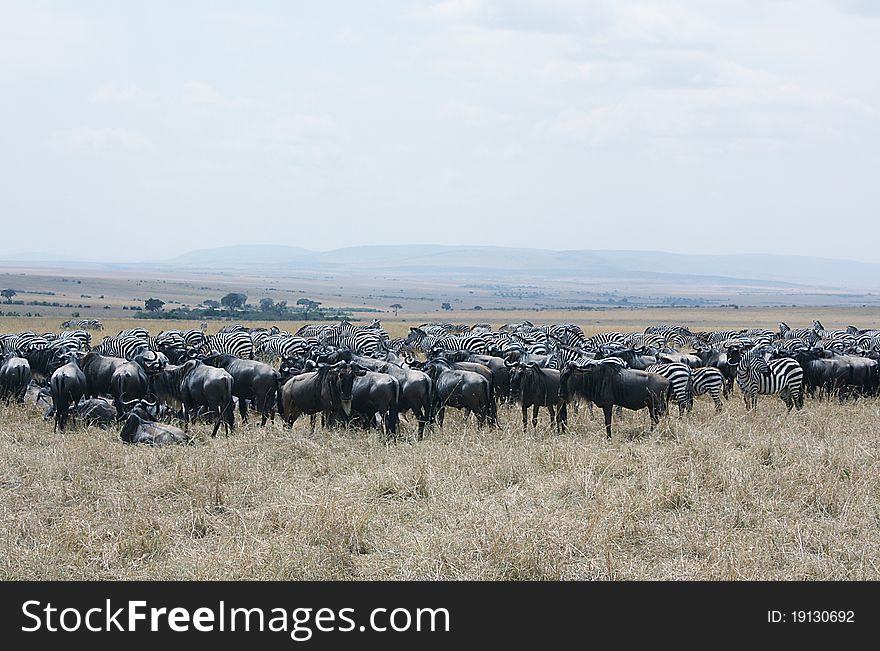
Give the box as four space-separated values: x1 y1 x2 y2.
2 0 879 263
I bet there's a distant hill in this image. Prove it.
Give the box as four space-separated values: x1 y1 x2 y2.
153 244 880 291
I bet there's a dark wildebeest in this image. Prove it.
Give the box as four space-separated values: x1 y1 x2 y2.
656 350 703 369
120 399 190 446
595 347 657 371
419 359 492 427
110 361 149 420
791 348 851 400
345 369 400 438
77 397 118 427
149 360 234 437
0 352 31 402
202 353 280 426
444 350 510 405
350 355 433 439
23 346 72 385
429 351 497 425
693 347 737 399
49 352 87 432
79 351 128 398
279 361 365 432
559 360 669 439
507 362 567 432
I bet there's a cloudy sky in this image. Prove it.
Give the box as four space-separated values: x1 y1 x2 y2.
2 0 879 262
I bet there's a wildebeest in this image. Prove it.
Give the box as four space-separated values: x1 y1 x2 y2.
49 352 87 432
345 369 400 438
280 361 365 432
76 397 118 427
351 354 433 439
0 352 31 402
110 361 149 419
419 358 492 427
120 400 190 446
202 353 280 426
507 362 567 432
149 360 235 437
559 360 669 439
79 351 128 398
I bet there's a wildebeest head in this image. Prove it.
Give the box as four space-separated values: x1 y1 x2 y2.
323 361 366 415
121 397 159 421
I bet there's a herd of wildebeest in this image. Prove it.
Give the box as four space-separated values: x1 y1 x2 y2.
0 318 878 445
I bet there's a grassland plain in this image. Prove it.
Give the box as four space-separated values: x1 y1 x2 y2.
1 314 879 580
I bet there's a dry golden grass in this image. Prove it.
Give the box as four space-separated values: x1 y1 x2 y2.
2 313 879 580
2 394 878 580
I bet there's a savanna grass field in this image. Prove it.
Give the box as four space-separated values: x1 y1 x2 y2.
2 311 880 580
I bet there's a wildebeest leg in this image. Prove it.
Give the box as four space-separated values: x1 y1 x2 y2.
521 406 528 431
532 404 541 429
210 407 223 437
437 406 445 427
547 405 555 430
603 405 613 439
309 413 317 434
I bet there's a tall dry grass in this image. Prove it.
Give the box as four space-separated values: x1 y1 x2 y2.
2 393 878 580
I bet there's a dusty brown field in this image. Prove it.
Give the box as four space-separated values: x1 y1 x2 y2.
2 313 879 580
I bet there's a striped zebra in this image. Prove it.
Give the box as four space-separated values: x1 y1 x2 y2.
53 330 91 351
646 362 693 416
195 331 254 359
0 332 51 355
546 344 594 370
812 321 857 351
404 328 491 355
732 346 804 412
61 318 103 330
255 335 312 361
94 335 156 360
692 367 724 411
855 330 880 352
117 327 149 340
778 322 819 345
218 324 248 334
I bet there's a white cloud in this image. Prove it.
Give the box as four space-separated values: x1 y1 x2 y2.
51 127 154 153
182 81 256 109
92 83 149 103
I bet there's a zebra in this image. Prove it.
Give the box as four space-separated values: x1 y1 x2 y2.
255 335 311 361
218 324 248 334
588 331 628 349
692 366 724 411
93 335 156 360
53 330 91 351
61 318 103 330
646 362 693 416
0 332 51 355
546 344 594 370
117 327 149 340
778 322 819 345
732 346 804 412
195 332 254 359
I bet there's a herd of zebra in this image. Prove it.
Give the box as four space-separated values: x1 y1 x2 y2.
0 317 878 442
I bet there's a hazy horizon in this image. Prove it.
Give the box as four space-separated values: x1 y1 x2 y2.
3 1 879 262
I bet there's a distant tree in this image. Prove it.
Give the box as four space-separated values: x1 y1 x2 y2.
1 289 16 304
441 302 452 311
203 299 220 309
297 297 321 313
259 297 275 313
390 303 402 316
473 305 483 311
274 300 288 315
221 293 247 311
144 298 165 312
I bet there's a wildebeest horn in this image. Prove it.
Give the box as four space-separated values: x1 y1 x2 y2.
121 399 140 407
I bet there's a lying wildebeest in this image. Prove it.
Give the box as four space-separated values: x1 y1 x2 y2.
418 358 492 427
507 362 567 432
0 352 31 402
24 382 53 414
149 360 234 437
50 352 87 432
77 397 117 427
280 361 364 432
559 359 669 439
202 353 280 426
120 399 190 446
110 361 149 420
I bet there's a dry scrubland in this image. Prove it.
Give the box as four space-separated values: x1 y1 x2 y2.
2 397 879 580
1 313 880 580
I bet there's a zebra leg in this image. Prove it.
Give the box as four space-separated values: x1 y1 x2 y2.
712 390 723 412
